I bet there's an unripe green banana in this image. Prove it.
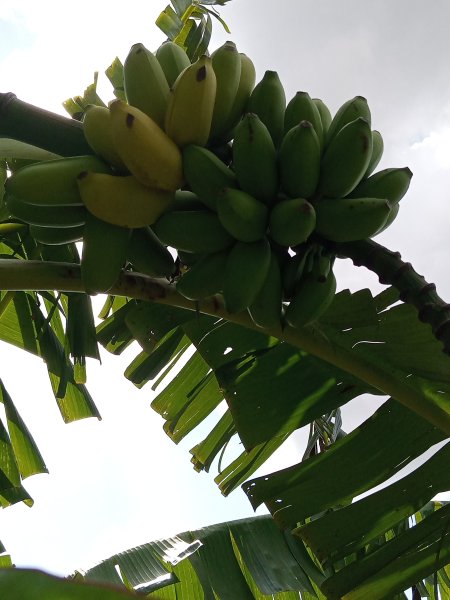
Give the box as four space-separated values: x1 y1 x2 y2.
214 52 256 143
248 251 283 329
284 92 324 147
282 246 314 300
4 193 87 227
127 226 175 278
286 262 336 328
155 40 191 88
232 113 278 204
325 96 371 147
223 237 271 313
29 224 84 245
82 105 127 172
216 187 268 242
175 250 228 300
209 41 242 145
77 171 173 228
364 130 384 178
177 249 206 267
81 212 130 294
4 155 111 206
375 202 400 235
278 121 321 199
164 55 217 148
123 42 170 128
169 189 204 211
318 117 373 198
246 70 286 148
314 196 392 242
109 99 184 191
269 197 316 247
182 144 237 211
348 167 412 204
312 98 332 136
152 210 233 253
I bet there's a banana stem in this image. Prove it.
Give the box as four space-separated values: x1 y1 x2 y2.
1 258 449 436
0 92 93 157
333 239 450 356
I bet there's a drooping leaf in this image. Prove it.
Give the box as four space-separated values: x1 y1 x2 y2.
0 380 47 478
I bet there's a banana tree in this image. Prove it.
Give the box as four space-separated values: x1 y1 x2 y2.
1 1 450 598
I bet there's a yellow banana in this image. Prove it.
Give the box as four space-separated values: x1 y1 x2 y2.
77 171 174 228
164 55 217 148
109 99 184 191
82 105 127 172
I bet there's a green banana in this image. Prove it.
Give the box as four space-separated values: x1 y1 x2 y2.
318 117 373 198
375 202 400 235
314 196 392 242
248 251 283 329
209 41 242 145
152 209 234 253
312 98 332 136
29 224 84 245
4 193 87 227
155 40 191 88
278 120 321 199
123 42 170 128
127 226 175 278
177 250 206 267
325 96 371 147
175 250 228 300
82 105 127 172
182 144 237 211
282 245 315 300
109 100 184 191
164 55 217 148
286 262 336 328
169 189 204 211
246 70 286 148
77 171 173 228
223 237 271 314
364 130 384 178
284 92 324 147
81 212 130 294
348 167 412 204
213 52 256 143
4 155 111 206
269 197 316 247
216 187 268 242
232 113 278 204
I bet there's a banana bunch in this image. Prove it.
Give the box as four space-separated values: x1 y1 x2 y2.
154 65 412 329
1 36 413 326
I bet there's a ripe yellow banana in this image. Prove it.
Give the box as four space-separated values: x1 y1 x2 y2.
109 99 184 191
82 105 127 172
77 171 174 228
164 55 217 148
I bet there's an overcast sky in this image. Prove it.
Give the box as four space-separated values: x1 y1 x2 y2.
1 0 450 579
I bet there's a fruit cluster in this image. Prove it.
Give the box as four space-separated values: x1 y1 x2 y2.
1 39 413 329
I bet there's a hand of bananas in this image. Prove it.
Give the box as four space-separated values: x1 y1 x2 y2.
1 38 413 327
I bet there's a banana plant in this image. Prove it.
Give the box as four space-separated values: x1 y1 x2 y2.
1 4 450 599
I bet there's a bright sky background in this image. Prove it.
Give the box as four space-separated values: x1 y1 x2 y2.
1 0 450 581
